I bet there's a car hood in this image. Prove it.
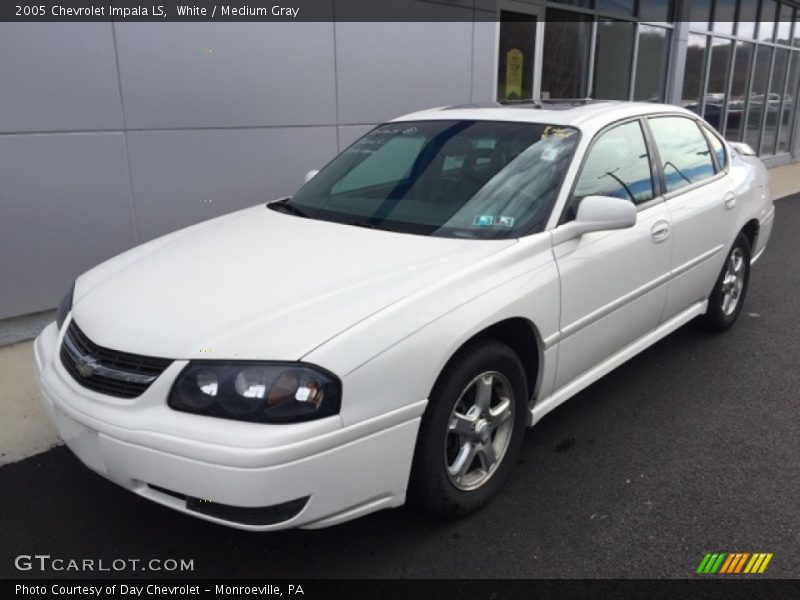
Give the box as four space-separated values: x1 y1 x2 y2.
72 205 516 361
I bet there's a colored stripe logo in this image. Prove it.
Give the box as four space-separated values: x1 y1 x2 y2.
696 552 773 574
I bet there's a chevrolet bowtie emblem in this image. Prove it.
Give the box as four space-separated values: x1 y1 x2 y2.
76 355 98 378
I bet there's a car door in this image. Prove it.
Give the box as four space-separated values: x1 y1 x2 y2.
645 116 737 319
552 118 673 390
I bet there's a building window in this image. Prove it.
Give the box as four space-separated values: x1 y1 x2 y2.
548 0 593 8
688 1 800 156
682 34 709 115
758 0 778 42
634 25 670 101
638 0 673 22
725 41 755 142
777 52 800 152
776 4 794 45
690 0 712 31
541 9 592 99
593 19 635 100
713 0 736 36
497 12 536 103
745 46 773 149
794 14 800 47
706 38 733 133
762 47 789 154
737 0 759 39
778 51 800 151
597 0 635 18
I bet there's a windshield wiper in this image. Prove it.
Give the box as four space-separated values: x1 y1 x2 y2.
268 199 310 218
451 230 480 239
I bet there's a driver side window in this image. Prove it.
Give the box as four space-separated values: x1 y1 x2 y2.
566 121 654 221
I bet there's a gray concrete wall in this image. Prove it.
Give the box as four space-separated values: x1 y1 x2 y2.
0 5 497 320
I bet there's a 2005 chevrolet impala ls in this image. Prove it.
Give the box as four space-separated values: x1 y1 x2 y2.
34 101 774 530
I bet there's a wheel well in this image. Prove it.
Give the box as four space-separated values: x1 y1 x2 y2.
448 318 540 400
741 219 759 250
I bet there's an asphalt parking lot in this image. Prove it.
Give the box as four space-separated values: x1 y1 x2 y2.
1 197 798 580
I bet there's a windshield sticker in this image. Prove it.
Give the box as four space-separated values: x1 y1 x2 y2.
496 216 515 228
351 126 420 152
473 215 495 227
372 126 419 136
541 126 575 140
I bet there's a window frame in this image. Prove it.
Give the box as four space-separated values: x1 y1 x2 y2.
558 115 662 225
557 111 732 227
698 121 730 173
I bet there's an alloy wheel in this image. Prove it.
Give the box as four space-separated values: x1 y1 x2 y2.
721 247 746 316
444 371 515 491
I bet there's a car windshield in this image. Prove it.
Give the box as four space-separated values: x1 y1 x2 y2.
280 120 579 239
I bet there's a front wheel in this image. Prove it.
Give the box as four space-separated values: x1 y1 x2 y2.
408 339 528 517
700 232 751 331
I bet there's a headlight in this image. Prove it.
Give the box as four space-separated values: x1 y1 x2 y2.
168 362 341 423
56 282 75 330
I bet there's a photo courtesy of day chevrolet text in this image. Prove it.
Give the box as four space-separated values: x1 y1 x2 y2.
14 584 303 597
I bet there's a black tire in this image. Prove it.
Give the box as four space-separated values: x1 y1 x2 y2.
408 338 528 518
699 232 751 332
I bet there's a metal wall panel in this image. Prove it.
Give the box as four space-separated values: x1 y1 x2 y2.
114 23 338 129
335 21 475 124
0 23 123 133
472 19 499 103
126 127 339 241
0 134 137 318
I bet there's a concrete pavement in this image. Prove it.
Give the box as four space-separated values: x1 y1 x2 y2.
0 340 57 465
769 161 800 199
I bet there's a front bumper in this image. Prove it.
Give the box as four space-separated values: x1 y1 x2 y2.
34 321 424 531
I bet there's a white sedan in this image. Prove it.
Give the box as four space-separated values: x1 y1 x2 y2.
34 101 774 530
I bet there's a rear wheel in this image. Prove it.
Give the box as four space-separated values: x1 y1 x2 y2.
408 339 528 517
700 232 751 331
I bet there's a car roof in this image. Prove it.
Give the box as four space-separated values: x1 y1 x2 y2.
391 101 698 134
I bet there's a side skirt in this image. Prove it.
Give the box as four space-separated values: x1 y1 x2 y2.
528 300 708 426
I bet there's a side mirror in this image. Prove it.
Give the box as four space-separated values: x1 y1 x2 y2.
303 169 319 184
552 195 637 244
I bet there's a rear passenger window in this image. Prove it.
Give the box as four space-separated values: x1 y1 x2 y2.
701 124 728 172
648 117 716 193
567 121 654 219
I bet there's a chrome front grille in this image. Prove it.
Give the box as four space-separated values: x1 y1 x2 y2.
60 320 172 398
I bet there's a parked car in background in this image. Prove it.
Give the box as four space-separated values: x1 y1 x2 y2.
34 101 774 530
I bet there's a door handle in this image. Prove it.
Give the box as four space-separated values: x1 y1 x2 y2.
724 193 737 209
650 219 670 242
